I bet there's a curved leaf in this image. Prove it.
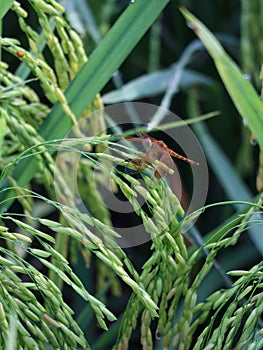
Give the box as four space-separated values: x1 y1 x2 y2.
102 65 212 103
180 7 263 150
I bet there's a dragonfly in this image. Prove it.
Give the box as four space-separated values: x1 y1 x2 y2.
124 131 199 178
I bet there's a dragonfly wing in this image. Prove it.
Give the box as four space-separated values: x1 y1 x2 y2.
124 135 152 152
124 136 145 142
154 152 174 178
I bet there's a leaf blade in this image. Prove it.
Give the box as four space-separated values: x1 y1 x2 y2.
180 7 263 150
40 0 170 141
102 66 212 103
0 0 14 19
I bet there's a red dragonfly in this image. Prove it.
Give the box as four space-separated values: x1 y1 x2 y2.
124 131 199 178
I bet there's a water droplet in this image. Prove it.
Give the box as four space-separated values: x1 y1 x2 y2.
130 0 135 3
243 73 251 81
187 22 196 30
243 118 248 126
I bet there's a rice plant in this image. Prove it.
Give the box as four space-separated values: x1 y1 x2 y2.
0 1 262 349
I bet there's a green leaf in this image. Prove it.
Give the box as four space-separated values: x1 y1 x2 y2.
102 65 212 103
0 0 14 19
41 0 170 141
0 0 170 212
193 122 263 255
187 90 263 256
180 7 263 150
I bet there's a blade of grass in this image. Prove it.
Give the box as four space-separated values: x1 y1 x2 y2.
42 1 170 140
73 0 142 124
194 121 252 205
0 0 170 212
74 0 101 45
0 0 14 19
158 111 219 132
149 16 162 72
102 65 212 103
148 40 206 130
188 90 263 256
180 7 263 150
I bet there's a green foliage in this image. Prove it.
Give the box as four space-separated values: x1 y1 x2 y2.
0 0 14 19
0 1 263 350
180 7 263 150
